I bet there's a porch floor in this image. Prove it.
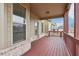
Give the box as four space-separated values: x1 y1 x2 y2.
23 36 70 56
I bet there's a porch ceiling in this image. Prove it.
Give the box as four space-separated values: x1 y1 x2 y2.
30 3 69 19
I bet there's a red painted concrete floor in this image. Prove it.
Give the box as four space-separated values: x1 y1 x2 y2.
23 36 70 56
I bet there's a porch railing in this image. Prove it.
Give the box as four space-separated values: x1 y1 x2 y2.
48 30 63 37
64 32 79 56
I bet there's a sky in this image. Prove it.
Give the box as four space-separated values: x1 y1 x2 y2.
48 18 64 24
48 18 64 29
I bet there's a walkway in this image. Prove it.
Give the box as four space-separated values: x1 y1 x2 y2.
23 36 70 56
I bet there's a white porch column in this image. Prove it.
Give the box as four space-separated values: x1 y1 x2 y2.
26 4 31 40
0 4 13 49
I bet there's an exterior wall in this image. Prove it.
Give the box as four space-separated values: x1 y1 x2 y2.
41 20 48 33
0 3 48 55
0 3 13 49
44 20 48 33
30 13 48 42
0 3 31 56
38 20 48 38
30 13 39 42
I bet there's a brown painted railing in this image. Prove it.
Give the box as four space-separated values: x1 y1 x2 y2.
64 32 79 56
48 30 63 37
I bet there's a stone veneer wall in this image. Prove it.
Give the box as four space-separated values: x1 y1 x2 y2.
0 3 48 56
0 40 31 56
0 33 47 56
30 13 48 42
0 3 31 56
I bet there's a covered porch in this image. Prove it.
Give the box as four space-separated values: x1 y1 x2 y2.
0 3 79 56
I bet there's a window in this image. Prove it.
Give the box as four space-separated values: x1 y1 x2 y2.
68 4 74 35
13 4 26 43
41 23 43 33
34 22 39 35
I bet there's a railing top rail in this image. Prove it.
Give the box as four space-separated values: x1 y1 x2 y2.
64 32 79 45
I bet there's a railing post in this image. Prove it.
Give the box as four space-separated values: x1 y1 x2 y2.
64 11 69 43
74 3 79 56
60 31 63 37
